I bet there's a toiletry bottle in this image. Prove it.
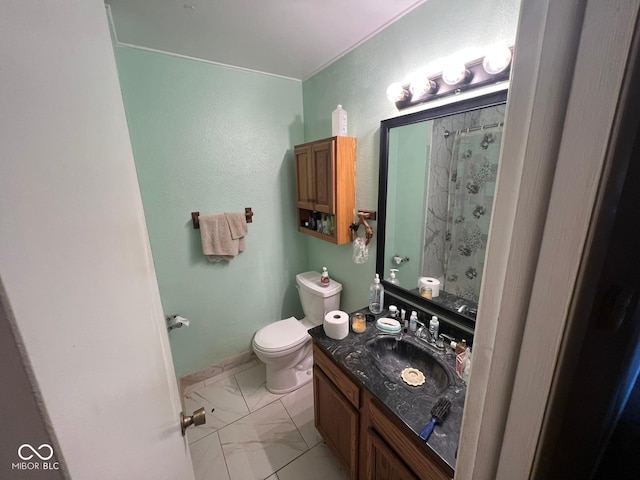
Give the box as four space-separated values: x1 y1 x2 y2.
462 347 472 383
332 104 348 136
401 308 407 332
409 311 418 332
456 339 467 378
369 274 384 314
388 305 398 320
320 267 330 287
429 315 439 340
387 269 400 285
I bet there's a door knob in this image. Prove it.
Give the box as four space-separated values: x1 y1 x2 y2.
180 407 206 435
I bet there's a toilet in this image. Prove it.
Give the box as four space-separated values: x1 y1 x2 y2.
252 271 342 394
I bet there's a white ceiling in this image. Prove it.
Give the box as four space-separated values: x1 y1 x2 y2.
106 0 427 80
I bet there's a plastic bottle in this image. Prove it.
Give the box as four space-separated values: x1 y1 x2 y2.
462 347 472 383
409 311 418 332
429 315 439 340
456 339 467 379
400 309 407 332
320 267 330 287
369 274 384 314
387 269 400 285
388 305 398 319
332 105 348 136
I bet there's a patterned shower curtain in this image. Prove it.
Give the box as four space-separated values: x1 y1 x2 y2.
443 126 502 302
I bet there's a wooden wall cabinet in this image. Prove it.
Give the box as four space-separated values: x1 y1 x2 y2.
294 136 356 244
312 343 452 480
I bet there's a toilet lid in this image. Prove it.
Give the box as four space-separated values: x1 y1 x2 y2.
254 316 309 352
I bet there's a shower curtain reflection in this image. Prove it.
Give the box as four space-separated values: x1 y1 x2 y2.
443 127 502 302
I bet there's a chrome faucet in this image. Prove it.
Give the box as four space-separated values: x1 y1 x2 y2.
415 321 435 344
437 333 456 350
457 304 478 317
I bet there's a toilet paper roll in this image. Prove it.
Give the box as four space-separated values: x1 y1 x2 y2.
418 277 441 297
323 310 349 340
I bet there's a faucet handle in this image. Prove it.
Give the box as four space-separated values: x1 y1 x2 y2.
438 333 456 349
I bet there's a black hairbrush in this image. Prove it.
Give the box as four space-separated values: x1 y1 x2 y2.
419 397 451 441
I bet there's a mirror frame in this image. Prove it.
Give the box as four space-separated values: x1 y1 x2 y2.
376 89 509 331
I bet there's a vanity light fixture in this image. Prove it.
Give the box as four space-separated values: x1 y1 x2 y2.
442 61 471 86
387 46 514 110
409 76 438 99
482 45 513 75
386 82 410 103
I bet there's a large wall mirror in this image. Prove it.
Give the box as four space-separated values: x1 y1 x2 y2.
376 90 508 324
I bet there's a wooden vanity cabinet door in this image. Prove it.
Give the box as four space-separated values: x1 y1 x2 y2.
366 428 419 480
313 365 359 480
368 397 452 480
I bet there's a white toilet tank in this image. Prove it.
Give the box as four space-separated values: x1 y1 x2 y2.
296 271 342 326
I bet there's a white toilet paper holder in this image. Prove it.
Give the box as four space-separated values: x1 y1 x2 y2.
166 315 190 332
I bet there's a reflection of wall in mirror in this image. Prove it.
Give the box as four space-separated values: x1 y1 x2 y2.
386 121 432 287
423 105 506 301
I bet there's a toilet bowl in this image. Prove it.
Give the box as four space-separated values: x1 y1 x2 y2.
252 271 342 394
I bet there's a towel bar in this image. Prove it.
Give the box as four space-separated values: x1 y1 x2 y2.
191 208 253 229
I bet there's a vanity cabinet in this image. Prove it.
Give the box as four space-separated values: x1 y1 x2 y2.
365 392 451 480
366 429 419 480
312 343 452 480
294 136 356 244
313 343 359 479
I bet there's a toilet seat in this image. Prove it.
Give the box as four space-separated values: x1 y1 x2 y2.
254 316 309 353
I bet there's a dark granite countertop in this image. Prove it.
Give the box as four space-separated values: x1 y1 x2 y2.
309 307 466 472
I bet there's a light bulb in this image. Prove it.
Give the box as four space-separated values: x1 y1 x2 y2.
386 82 408 103
483 45 512 75
409 76 437 99
442 61 470 86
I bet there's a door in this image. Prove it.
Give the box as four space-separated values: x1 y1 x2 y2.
366 429 418 480
311 140 336 214
0 2 194 479
313 366 359 480
295 145 314 209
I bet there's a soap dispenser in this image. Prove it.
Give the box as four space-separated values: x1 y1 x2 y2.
387 269 400 285
369 274 384 314
320 267 330 287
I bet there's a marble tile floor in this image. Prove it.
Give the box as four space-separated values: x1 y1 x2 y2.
184 362 349 480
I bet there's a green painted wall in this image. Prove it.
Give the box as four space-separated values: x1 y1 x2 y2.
302 0 520 312
115 47 306 377
387 122 431 288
